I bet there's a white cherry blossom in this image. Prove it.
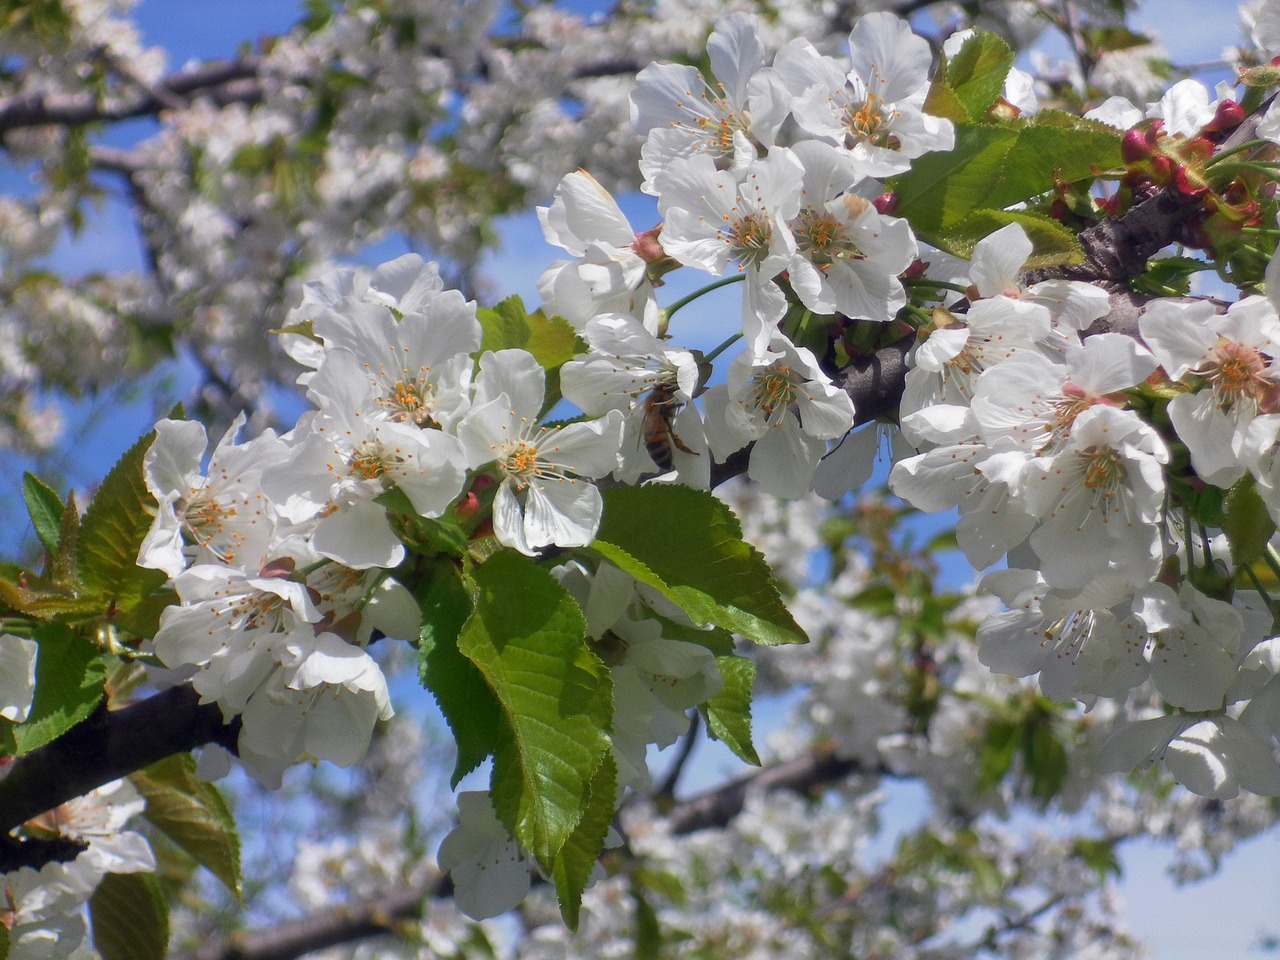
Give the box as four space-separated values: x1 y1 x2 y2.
458 349 624 555
1140 296 1280 488
139 414 279 577
775 12 954 178
1019 405 1168 591
0 631 38 722
655 149 803 357
631 12 791 192
703 334 855 498
784 139 917 322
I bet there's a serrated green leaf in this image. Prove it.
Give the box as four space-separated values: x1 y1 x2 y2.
89 871 169 960
700 655 758 766
927 31 1014 122
526 309 586 413
477 296 533 353
922 79 970 123
1223 474 1276 566
9 624 104 756
76 430 168 614
416 562 501 786
938 209 1084 267
593 486 806 647
525 309 584 370
130 754 241 902
460 551 612 869
7 572 104 621
22 472 65 557
552 752 616 929
51 490 81 585
892 112 1121 242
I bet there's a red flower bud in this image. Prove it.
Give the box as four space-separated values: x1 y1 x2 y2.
633 225 665 261
873 192 898 216
1204 99 1245 137
1121 128 1154 164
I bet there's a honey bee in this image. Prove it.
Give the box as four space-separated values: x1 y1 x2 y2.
641 383 697 471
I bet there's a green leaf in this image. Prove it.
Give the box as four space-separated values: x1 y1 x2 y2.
0 919 8 960
937 209 1084 267
976 717 1019 793
891 111 1121 242
1071 837 1122 880
459 551 612 868
552 752 616 929
416 562 502 786
700 655 758 765
477 296 533 353
594 486 806 647
928 31 1014 121
474 298 583 413
9 624 105 756
89 871 169 960
1223 474 1276 566
76 430 168 615
526 309 585 413
630 881 663 960
130 754 242 902
1025 718 1069 802
22 472 65 557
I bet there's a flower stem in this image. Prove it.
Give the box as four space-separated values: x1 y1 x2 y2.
702 331 743 365
664 274 745 320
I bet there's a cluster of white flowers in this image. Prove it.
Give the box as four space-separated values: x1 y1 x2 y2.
1 781 155 959
887 215 1280 797
16 3 1280 950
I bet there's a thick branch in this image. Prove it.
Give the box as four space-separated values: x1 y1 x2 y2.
0 685 239 834
178 883 447 960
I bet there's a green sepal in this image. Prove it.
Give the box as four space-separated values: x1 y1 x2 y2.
88 871 169 960
593 485 806 647
699 655 759 766
76 430 168 616
130 753 242 902
460 551 612 869
552 752 617 930
375 487 469 558
5 624 105 757
416 561 501 786
1224 473 1278 567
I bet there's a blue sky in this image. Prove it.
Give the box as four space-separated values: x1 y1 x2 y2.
7 1 1279 956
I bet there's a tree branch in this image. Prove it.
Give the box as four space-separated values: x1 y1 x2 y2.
173 742 878 960
0 56 264 133
0 685 239 834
